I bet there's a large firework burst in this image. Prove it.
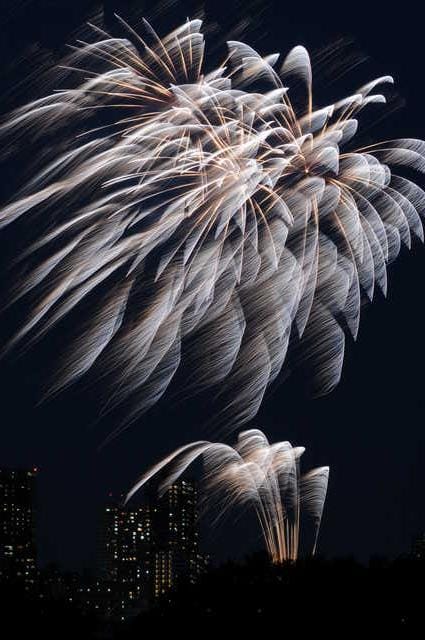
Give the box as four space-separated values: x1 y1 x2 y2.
1 18 424 432
126 428 329 563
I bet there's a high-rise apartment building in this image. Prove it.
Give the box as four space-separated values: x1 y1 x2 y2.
97 499 152 614
0 468 37 587
151 480 208 598
97 480 208 611
412 532 425 560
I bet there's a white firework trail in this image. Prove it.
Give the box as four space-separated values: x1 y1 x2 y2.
125 428 330 563
0 17 424 433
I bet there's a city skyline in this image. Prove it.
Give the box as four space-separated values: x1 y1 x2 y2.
1 469 209 622
1 463 423 634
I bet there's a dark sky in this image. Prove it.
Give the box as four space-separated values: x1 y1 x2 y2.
0 0 424 570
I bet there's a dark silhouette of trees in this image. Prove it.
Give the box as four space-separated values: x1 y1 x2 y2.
121 553 424 635
2 554 423 637
0 582 97 640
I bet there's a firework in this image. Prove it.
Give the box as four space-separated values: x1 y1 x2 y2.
1 18 424 432
126 428 329 563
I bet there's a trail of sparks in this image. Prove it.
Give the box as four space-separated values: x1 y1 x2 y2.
1 18 424 432
126 429 330 563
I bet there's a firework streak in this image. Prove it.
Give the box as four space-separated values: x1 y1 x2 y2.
1 18 424 431
126 429 329 562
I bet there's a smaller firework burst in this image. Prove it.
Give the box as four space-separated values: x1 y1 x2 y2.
126 429 329 563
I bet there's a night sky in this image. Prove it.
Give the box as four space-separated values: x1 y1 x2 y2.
0 0 424 570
